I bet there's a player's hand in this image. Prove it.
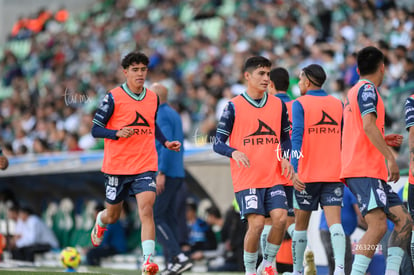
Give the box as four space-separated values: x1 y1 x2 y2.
116 127 134 138
156 172 166 195
231 150 250 168
387 158 400 183
165 141 181 152
281 159 294 180
292 173 305 192
385 134 403 147
0 156 8 170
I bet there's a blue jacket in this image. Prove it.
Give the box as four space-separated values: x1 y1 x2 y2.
156 103 185 178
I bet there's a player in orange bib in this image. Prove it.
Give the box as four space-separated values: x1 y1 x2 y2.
91 52 181 275
341 46 412 275
287 64 345 275
259 67 295 274
214 56 294 275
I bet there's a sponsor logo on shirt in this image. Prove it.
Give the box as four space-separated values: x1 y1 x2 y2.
243 119 279 146
308 110 340 134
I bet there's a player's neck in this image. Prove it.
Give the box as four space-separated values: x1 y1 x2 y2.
359 75 380 87
246 89 265 100
126 82 144 94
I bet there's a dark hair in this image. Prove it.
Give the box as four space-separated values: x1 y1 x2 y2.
357 46 384 76
206 206 221 219
270 67 290 91
20 205 34 215
243 56 271 73
121 52 149 69
302 64 326 87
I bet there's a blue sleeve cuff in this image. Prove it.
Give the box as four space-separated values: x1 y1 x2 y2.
91 123 118 140
155 123 168 147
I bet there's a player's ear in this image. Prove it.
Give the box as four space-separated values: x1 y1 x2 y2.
244 71 250 81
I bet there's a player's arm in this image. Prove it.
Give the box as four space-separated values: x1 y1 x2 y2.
280 102 293 179
290 100 304 173
213 101 237 157
280 102 292 156
91 93 119 139
359 84 399 182
405 96 414 176
213 102 249 167
290 100 305 190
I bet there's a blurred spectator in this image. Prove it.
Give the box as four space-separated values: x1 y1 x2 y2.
63 132 82 152
190 206 224 263
207 200 247 272
8 205 59 262
185 199 217 253
32 137 51 154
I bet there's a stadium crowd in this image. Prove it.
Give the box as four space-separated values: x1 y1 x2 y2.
0 0 414 157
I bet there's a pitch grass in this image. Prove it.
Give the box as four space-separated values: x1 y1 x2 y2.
0 266 244 275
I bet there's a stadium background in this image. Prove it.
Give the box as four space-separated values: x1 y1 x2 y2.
0 0 413 271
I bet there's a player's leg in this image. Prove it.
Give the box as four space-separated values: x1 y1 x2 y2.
324 206 345 275
290 209 311 275
347 178 388 275
91 174 126 247
260 218 272 254
322 183 345 275
154 177 192 275
319 229 335 275
236 189 266 275
245 213 265 275
385 203 412 275
132 171 158 274
258 185 288 274
287 183 321 275
284 185 296 238
407 184 414 271
154 177 181 260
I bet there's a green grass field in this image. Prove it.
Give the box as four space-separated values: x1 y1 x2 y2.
0 266 243 275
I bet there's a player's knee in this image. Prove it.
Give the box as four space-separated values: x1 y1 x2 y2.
248 221 265 235
139 205 154 219
272 216 286 229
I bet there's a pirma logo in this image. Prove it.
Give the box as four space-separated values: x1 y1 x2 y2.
125 111 150 127
124 111 153 135
308 110 339 134
243 119 279 145
313 111 338 126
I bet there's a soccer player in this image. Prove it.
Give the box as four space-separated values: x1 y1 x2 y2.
91 52 181 275
404 94 414 270
287 64 345 275
150 83 193 275
259 67 295 271
341 46 412 275
213 56 294 275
